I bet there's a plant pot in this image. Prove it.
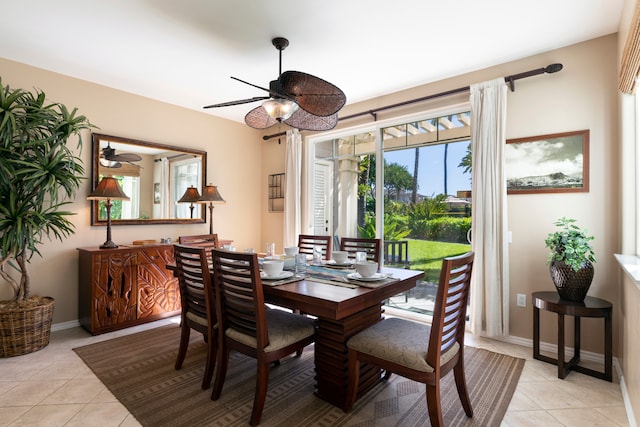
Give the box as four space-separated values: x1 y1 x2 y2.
0 296 55 357
549 260 594 302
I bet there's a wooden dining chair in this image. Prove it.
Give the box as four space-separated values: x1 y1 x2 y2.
340 237 382 264
297 234 332 260
173 244 218 390
178 233 219 249
344 252 475 427
210 249 316 426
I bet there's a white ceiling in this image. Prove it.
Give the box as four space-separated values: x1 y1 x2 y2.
1 0 624 125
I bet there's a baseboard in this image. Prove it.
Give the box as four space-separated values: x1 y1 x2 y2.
620 376 638 427
51 319 80 332
498 334 612 366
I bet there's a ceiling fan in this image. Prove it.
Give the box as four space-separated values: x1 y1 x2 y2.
203 37 346 131
100 142 142 168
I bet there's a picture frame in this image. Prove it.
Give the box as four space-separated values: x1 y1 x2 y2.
153 182 161 204
505 129 589 194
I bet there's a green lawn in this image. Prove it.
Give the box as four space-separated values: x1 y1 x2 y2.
405 239 471 282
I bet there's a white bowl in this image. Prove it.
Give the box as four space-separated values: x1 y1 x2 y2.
284 246 299 256
331 250 349 264
355 261 378 278
262 260 284 277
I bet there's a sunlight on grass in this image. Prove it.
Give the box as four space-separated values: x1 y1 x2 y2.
406 239 471 282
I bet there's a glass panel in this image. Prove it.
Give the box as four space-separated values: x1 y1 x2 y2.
337 136 355 157
315 139 334 160
354 131 376 155
311 110 472 317
173 158 202 219
383 140 472 316
382 124 407 150
407 119 438 146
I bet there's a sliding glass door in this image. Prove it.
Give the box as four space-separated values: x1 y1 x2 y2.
310 110 472 317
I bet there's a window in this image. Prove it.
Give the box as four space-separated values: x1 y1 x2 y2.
308 109 472 316
173 157 203 219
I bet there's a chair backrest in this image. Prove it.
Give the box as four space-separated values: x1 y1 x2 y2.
426 251 474 368
297 234 332 260
210 250 270 349
384 240 410 266
178 234 219 249
173 244 216 327
340 237 382 264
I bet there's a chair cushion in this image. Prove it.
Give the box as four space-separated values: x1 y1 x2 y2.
226 309 315 352
347 317 459 373
186 311 208 327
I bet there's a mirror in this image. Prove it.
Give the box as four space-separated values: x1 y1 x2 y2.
91 133 207 225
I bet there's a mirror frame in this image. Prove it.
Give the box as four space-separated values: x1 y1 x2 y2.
91 133 207 226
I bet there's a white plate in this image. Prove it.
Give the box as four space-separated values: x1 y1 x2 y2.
260 271 294 280
326 260 354 268
347 272 386 282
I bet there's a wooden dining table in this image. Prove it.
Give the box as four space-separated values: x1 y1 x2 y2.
169 259 423 409
263 266 423 409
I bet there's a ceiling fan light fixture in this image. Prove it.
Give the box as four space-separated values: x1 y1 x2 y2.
262 98 299 121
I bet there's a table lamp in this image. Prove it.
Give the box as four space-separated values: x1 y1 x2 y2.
197 183 226 234
87 176 130 249
177 186 201 219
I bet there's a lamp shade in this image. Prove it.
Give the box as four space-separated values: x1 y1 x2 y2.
177 186 201 203
197 184 226 204
87 176 130 200
87 177 129 249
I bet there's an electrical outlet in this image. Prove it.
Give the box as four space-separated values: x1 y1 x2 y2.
517 294 526 307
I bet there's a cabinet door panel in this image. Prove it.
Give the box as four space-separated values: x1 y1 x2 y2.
136 246 180 318
93 252 137 329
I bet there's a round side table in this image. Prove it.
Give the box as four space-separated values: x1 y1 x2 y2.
532 291 612 381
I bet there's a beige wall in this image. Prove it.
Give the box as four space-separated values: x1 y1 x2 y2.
261 35 621 355
0 31 628 373
0 58 265 324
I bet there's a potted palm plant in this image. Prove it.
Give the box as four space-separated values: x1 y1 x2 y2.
544 217 596 302
0 78 93 357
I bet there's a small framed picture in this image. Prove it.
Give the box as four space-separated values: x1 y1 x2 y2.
153 182 161 204
506 130 589 194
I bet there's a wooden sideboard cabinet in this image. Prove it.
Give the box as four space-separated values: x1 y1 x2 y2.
78 244 181 335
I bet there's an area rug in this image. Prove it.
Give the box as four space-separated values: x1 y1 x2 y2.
74 325 524 426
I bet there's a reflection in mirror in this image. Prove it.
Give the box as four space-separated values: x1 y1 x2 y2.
91 133 207 225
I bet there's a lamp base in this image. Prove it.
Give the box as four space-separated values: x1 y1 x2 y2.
99 240 118 249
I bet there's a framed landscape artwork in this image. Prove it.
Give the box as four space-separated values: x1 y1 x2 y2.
505 129 589 194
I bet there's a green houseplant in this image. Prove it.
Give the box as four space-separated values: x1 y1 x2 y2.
0 78 93 356
544 217 596 302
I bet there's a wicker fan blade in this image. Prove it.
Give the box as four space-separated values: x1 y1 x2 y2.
203 96 270 109
279 71 346 117
244 105 278 129
283 109 338 131
109 153 142 162
102 146 142 162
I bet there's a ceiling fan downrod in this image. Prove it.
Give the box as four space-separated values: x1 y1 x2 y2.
272 37 289 77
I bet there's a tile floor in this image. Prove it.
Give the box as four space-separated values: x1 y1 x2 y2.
0 316 631 427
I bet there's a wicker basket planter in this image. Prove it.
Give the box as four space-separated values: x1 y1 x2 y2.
0 297 55 357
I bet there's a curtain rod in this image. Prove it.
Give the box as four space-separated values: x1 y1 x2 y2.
262 63 563 141
153 153 195 162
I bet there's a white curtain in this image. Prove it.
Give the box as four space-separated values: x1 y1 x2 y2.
469 78 510 337
153 158 171 219
283 129 302 247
